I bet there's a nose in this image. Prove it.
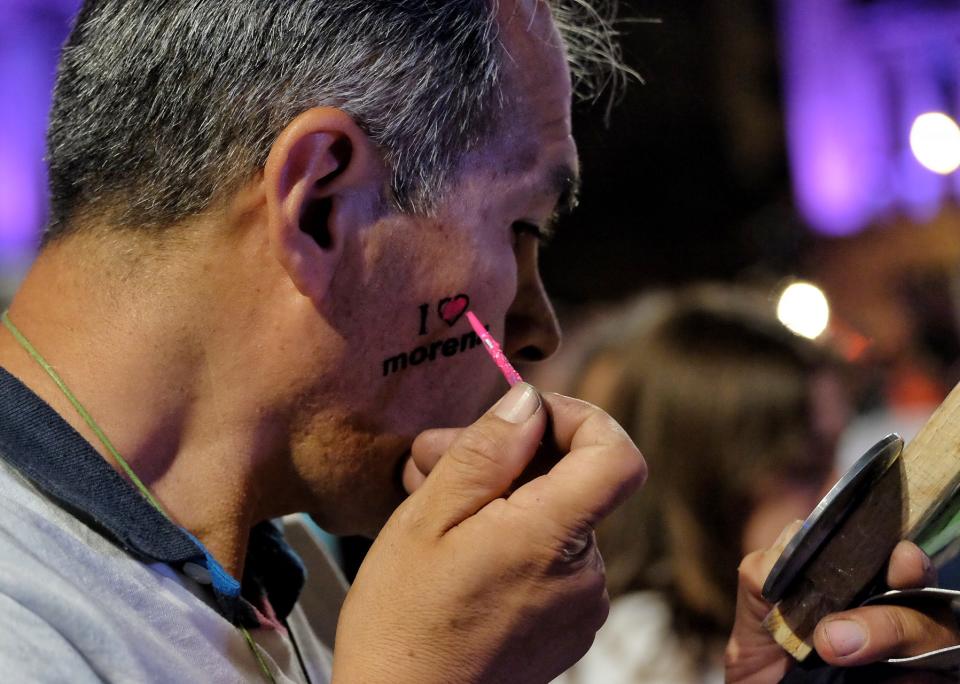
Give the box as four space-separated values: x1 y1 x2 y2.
503 268 561 363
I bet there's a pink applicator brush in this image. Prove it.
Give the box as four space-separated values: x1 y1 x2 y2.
465 311 524 386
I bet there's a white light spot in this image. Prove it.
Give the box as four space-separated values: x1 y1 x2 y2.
910 112 960 175
777 282 830 339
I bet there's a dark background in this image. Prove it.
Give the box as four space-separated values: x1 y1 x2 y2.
545 0 798 306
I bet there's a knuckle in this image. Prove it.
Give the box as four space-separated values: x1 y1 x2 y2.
544 525 597 573
595 443 647 513
564 572 610 642
516 520 601 581
551 563 608 633
880 608 911 651
723 636 752 674
723 641 738 671
572 627 599 662
596 424 647 488
581 562 607 595
450 422 507 472
409 430 433 458
388 497 432 539
620 443 647 488
586 584 611 632
735 550 768 593
737 548 763 576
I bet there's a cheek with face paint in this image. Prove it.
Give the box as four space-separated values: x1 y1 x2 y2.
329 210 518 438
381 294 485 378
283 209 519 535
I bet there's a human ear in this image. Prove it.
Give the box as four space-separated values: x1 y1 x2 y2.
262 107 382 302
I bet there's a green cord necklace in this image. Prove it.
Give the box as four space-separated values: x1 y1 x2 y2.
1 310 277 684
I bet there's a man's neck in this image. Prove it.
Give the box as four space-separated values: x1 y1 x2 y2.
0 239 278 577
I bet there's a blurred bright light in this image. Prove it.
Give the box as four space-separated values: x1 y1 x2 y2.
777 282 830 339
910 113 960 175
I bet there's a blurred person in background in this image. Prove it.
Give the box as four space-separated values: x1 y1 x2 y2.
546 285 848 683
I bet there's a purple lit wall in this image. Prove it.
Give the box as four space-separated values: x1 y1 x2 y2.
779 0 960 236
0 0 80 271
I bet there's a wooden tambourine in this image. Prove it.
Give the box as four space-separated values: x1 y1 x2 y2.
761 382 960 662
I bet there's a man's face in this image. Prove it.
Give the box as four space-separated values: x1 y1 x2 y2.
294 0 578 536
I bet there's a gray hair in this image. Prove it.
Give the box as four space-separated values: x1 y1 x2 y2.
46 0 633 240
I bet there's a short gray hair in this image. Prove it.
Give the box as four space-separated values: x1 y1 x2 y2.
46 0 632 240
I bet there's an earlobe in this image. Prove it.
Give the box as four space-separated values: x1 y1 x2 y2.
262 107 381 303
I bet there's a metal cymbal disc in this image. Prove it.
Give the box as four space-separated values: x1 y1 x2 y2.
761 433 904 603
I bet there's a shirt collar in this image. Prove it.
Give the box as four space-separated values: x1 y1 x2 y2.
0 366 305 628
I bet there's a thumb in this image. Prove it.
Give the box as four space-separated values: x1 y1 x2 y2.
813 543 950 666
413 382 546 533
814 604 959 665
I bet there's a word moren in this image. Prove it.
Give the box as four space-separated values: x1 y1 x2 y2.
383 330 485 376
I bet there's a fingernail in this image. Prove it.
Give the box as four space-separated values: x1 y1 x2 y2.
823 619 866 657
493 383 540 423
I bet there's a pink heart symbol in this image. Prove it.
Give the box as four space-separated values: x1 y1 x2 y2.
438 294 470 326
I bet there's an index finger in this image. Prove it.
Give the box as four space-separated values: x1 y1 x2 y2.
887 540 937 589
726 522 803 681
539 392 631 454
508 393 646 528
